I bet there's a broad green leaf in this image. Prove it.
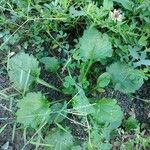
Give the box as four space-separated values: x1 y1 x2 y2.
16 92 50 129
134 59 150 67
8 53 59 92
107 62 146 93
57 0 70 10
138 36 147 46
63 76 77 95
97 72 111 88
40 57 60 73
72 146 82 150
100 143 112 150
140 51 147 60
113 0 134 11
72 89 94 115
69 6 85 18
49 102 67 124
128 46 139 59
8 52 40 92
103 0 113 10
78 27 112 62
89 128 112 150
92 98 123 129
44 128 74 150
123 116 138 131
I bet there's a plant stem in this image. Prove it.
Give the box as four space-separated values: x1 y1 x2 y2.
80 58 93 83
37 78 61 92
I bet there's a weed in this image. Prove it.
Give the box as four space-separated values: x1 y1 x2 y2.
0 0 150 149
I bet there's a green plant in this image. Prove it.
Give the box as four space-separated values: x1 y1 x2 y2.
75 26 113 85
63 76 77 95
40 56 60 73
77 26 112 62
72 88 94 115
107 62 147 93
1 0 150 149
49 102 67 124
8 52 60 94
120 127 150 150
86 98 123 150
92 98 123 129
123 116 139 132
16 92 50 129
44 128 74 150
8 52 40 92
96 72 111 89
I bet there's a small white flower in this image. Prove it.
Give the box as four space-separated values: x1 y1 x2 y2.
110 9 123 22
9 52 15 57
